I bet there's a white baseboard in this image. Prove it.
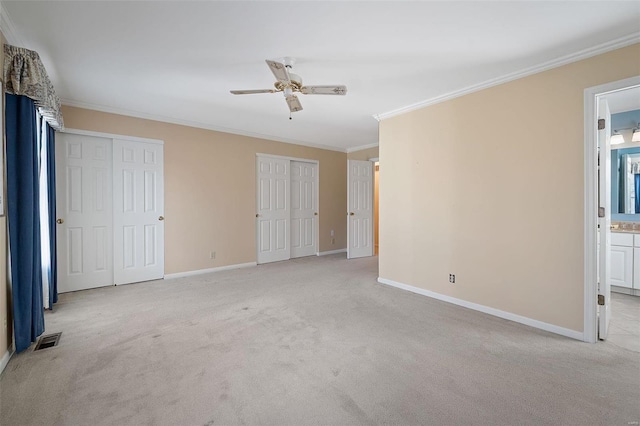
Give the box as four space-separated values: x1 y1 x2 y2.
317 249 347 256
164 262 256 279
0 345 14 375
377 277 584 341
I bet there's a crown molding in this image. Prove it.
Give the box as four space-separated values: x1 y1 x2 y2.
61 99 348 153
373 32 640 121
346 142 379 154
0 2 25 47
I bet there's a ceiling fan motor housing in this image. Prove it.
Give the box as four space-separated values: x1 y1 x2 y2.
275 71 303 95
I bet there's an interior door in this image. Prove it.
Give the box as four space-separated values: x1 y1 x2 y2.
291 161 318 258
56 133 113 292
113 139 165 285
347 160 374 259
257 156 290 264
598 97 612 340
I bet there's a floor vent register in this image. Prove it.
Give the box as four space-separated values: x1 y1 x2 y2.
34 332 62 351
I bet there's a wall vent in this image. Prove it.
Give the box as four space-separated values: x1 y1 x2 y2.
34 332 62 351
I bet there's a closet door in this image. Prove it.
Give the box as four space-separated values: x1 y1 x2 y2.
291 161 318 258
113 139 165 284
56 133 113 292
256 156 290 264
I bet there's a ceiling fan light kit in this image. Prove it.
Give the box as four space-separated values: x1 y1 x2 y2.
231 57 347 116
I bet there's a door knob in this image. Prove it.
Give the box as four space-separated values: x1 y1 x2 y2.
256 214 261 218
56 218 64 224
158 216 164 221
350 212 355 216
314 212 318 216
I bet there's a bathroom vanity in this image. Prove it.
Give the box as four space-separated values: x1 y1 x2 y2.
610 227 640 296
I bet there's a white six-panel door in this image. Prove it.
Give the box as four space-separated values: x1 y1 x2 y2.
56 134 114 292
113 139 165 285
291 161 318 258
257 156 291 264
347 160 374 259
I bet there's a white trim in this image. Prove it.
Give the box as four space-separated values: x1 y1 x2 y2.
316 162 320 261
378 277 584 341
583 76 640 344
316 248 347 256
368 157 379 162
61 99 347 153
346 143 379 154
255 153 318 164
164 262 256 280
61 128 164 145
373 33 640 121
0 345 14 375
0 4 26 47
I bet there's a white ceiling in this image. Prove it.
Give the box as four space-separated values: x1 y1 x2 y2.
2 1 639 152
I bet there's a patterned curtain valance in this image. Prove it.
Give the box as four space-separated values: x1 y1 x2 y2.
4 44 63 130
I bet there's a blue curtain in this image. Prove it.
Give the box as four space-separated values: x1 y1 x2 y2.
635 174 640 214
6 93 44 352
46 123 58 308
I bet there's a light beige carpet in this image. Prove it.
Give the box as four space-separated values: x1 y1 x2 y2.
1 254 639 425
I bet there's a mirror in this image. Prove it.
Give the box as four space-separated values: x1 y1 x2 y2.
612 147 640 214
610 107 640 217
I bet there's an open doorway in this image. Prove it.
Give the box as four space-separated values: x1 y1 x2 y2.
585 76 640 344
346 155 379 259
374 161 379 255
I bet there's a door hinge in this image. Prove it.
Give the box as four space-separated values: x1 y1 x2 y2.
598 118 605 130
598 207 605 218
598 294 605 305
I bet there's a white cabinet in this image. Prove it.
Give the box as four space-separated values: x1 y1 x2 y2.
610 231 640 291
634 250 640 290
611 245 634 288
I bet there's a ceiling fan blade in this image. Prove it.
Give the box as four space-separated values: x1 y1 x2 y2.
230 89 276 95
286 95 303 112
266 60 291 83
300 85 347 95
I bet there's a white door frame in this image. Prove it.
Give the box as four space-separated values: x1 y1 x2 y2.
59 128 165 287
255 153 320 261
584 76 640 343
62 128 164 146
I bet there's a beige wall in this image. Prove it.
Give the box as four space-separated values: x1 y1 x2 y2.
379 44 640 333
347 146 379 161
61 106 347 274
1 31 9 358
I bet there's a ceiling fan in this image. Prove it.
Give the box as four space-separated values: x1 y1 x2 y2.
230 57 347 115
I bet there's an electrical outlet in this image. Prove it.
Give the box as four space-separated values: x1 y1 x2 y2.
210 251 216 259
449 274 455 283
330 230 335 237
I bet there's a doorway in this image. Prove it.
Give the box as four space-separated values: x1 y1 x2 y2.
56 130 165 292
585 76 640 343
347 159 374 259
374 161 379 255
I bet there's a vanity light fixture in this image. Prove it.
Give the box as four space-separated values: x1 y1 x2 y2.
611 130 625 145
632 124 640 143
